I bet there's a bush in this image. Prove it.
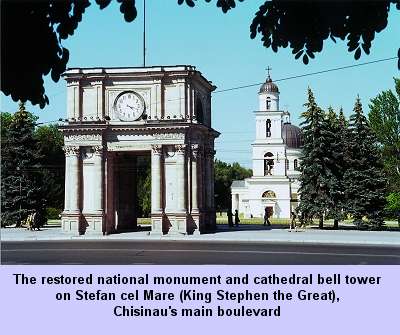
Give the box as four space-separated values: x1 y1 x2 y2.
46 207 62 220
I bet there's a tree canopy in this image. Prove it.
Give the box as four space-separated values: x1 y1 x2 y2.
214 159 252 212
1 0 399 108
1 103 46 227
344 97 387 228
368 78 400 193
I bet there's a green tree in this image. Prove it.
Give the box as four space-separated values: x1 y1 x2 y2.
2 1 398 107
298 88 333 229
386 192 400 227
215 159 252 212
35 124 65 209
136 159 151 218
1 103 45 227
344 97 387 229
1 112 13 139
368 78 400 192
324 107 347 229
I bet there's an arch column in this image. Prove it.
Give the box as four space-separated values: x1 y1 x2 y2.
190 144 204 234
168 144 188 235
175 144 187 213
83 145 105 235
61 146 81 233
151 145 163 235
92 146 104 214
205 146 216 230
191 144 200 213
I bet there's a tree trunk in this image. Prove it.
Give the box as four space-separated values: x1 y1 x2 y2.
333 218 339 230
319 216 324 229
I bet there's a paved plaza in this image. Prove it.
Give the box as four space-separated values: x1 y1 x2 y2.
2 224 399 246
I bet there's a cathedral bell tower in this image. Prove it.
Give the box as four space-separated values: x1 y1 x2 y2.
252 69 286 177
255 70 284 143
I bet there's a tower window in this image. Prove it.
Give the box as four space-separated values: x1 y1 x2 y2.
266 119 271 137
266 97 271 110
285 159 289 171
294 159 298 170
264 152 274 176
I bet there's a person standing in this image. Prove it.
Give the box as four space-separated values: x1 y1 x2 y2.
227 210 234 227
289 211 297 232
264 207 272 226
234 210 240 227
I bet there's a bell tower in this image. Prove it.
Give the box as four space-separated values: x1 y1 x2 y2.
252 69 286 177
255 68 284 142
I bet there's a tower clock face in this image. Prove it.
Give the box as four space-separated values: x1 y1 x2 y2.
114 91 145 121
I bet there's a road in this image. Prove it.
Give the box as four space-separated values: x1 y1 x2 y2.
2 240 400 264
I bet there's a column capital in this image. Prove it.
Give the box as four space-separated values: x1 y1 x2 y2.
93 145 104 156
64 146 80 156
66 79 81 87
151 144 163 155
191 144 203 159
175 144 186 155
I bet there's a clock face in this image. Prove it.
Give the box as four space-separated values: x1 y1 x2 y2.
114 91 145 121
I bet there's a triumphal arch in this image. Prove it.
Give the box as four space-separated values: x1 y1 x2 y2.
60 66 219 235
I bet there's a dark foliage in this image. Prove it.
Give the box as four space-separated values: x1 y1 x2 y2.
136 157 151 218
1 1 398 108
249 1 399 66
324 107 347 229
298 89 333 229
1 0 136 108
35 125 65 209
343 97 387 229
368 78 400 193
1 103 46 227
215 159 252 212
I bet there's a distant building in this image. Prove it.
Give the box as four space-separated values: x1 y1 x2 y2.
231 73 303 219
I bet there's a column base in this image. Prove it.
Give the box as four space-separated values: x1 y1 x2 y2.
165 212 188 235
189 211 203 235
61 211 82 235
82 212 105 235
150 212 164 236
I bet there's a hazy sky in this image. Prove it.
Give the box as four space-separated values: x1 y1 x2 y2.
1 1 399 167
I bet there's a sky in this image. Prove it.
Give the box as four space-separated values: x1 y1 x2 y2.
1 1 399 167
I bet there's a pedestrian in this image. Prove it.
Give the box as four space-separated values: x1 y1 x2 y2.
263 207 271 226
26 212 33 230
289 211 297 232
31 210 42 231
227 210 234 227
234 209 240 227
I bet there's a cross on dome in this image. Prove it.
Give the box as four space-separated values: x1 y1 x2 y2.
259 66 279 94
266 66 272 80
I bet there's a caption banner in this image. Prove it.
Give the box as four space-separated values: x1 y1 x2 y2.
10 270 383 318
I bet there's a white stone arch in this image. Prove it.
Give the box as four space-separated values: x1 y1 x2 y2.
61 66 219 236
262 190 276 198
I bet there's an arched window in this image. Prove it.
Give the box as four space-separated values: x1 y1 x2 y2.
266 97 271 110
294 159 298 170
262 190 276 198
266 119 271 137
196 97 204 124
264 152 274 176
